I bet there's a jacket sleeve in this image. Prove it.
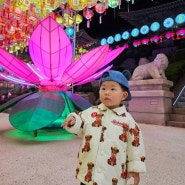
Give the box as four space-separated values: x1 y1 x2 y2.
126 114 146 173
64 112 84 138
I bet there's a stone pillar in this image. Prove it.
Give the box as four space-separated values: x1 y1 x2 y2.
128 79 174 125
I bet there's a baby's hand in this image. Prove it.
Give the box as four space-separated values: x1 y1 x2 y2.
127 172 140 185
62 116 76 128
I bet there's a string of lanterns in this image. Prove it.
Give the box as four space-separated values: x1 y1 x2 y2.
0 0 136 55
100 13 185 46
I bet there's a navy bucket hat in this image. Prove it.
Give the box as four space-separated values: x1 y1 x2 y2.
99 70 132 101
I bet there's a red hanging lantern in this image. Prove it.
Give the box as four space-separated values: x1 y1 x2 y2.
94 2 106 24
83 8 94 28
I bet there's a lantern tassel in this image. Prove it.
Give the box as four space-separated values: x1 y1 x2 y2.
87 20 90 28
76 24 79 32
99 15 102 24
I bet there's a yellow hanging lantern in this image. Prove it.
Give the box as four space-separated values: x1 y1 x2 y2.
56 16 63 24
75 14 83 32
63 13 74 27
68 0 88 11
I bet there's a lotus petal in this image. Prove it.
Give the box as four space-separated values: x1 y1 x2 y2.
61 44 109 84
74 65 113 86
29 16 73 82
0 48 40 84
9 92 65 131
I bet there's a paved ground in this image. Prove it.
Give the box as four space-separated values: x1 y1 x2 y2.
0 113 185 185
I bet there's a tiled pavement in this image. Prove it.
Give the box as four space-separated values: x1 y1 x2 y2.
0 113 185 185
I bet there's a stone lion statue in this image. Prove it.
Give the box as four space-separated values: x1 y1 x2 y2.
131 53 169 81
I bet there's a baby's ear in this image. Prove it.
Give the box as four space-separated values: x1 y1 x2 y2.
122 91 128 100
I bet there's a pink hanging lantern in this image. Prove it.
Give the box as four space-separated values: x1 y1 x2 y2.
141 38 149 45
94 2 106 24
83 8 94 28
176 29 185 39
150 35 159 43
165 31 175 39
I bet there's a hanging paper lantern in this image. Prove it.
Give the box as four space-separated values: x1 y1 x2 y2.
133 40 140 47
65 27 74 37
100 38 107 45
87 0 97 8
63 13 74 27
95 2 106 24
108 0 119 8
122 31 130 40
56 16 63 24
76 14 83 32
175 13 185 25
114 33 121 42
176 29 185 36
165 32 175 39
150 22 160 32
163 17 174 28
68 0 88 11
150 35 159 43
131 28 139 37
140 25 149 35
83 8 94 28
176 29 185 39
107 36 114 44
141 38 149 45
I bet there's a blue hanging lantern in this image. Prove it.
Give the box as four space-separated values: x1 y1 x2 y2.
175 13 185 25
100 38 107 45
150 22 160 32
114 33 121 42
107 36 114 44
131 28 139 37
163 17 174 28
140 25 149 35
122 31 130 40
65 27 74 37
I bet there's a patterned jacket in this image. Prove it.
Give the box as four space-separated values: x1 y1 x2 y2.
65 103 146 185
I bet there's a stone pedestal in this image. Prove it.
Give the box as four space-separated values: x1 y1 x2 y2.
128 79 174 125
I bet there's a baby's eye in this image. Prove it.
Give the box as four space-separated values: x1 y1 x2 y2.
111 88 116 90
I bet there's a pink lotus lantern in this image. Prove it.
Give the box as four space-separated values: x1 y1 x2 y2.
0 16 127 131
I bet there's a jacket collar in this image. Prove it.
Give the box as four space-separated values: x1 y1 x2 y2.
97 103 127 116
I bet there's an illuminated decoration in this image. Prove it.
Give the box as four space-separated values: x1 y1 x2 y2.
107 36 114 44
176 28 185 36
75 13 83 31
141 38 149 45
108 0 119 8
133 40 140 47
122 31 130 40
83 7 94 28
176 28 185 40
150 35 159 43
68 0 88 11
131 28 139 37
65 27 74 37
165 31 175 39
0 16 127 131
163 17 174 28
175 13 185 25
140 25 149 35
150 22 160 32
94 2 106 24
100 38 107 45
114 33 121 42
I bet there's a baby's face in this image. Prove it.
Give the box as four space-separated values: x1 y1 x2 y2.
99 81 128 109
